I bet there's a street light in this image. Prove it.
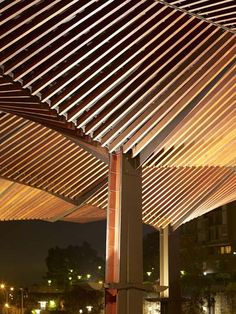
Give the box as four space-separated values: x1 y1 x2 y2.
0 284 23 314
86 305 93 312
86 274 91 280
0 284 9 314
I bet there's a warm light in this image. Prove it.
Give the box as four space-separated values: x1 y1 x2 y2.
98 281 103 284
10 287 14 291
5 303 9 308
79 310 83 313
47 279 52 286
68 276 72 281
220 245 231 254
98 266 102 270
180 270 186 276
203 271 207 276
38 301 47 310
69 269 73 273
233 252 236 255
0 284 5 289
146 271 152 277
86 305 93 312
86 274 91 279
78 275 82 280
49 300 56 309
203 305 208 312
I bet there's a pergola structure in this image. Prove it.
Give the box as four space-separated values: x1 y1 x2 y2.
0 1 235 313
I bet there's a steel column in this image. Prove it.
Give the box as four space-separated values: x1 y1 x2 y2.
160 225 181 314
105 153 143 314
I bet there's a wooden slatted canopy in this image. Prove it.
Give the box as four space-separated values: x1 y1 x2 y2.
0 177 106 222
0 112 108 221
0 0 235 229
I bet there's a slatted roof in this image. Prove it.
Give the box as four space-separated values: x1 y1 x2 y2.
0 0 235 228
0 177 106 222
1 112 235 228
0 112 108 221
164 0 236 30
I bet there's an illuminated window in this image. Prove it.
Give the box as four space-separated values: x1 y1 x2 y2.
220 245 231 254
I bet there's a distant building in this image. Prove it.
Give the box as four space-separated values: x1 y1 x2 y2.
181 201 236 276
180 201 236 314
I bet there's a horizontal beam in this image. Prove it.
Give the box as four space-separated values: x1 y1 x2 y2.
157 0 236 33
48 176 108 222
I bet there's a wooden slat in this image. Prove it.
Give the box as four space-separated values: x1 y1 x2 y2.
0 1 235 229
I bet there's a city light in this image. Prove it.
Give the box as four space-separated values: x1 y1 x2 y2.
98 265 102 270
180 270 186 276
0 284 5 289
86 274 91 279
146 271 152 277
38 301 47 310
49 300 56 309
86 305 93 312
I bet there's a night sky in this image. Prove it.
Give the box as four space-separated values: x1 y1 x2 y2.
0 220 154 287
0 220 107 287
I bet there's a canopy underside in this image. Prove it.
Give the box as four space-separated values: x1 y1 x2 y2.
0 0 235 228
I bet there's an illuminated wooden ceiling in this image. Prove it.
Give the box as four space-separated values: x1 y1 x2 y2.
0 177 106 223
0 0 235 228
0 112 108 221
164 0 236 30
1 111 235 228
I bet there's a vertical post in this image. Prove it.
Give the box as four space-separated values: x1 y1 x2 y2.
160 226 181 314
160 226 169 299
105 152 143 314
160 226 169 314
20 288 24 314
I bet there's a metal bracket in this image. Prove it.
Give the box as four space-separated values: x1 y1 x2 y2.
104 282 168 293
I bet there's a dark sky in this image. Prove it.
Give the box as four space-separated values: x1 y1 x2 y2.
0 220 154 287
0 220 107 287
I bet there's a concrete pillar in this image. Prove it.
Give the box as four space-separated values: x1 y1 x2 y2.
105 153 143 314
160 226 181 314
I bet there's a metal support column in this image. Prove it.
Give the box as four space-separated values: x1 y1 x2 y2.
160 226 169 299
105 152 143 314
160 225 181 314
